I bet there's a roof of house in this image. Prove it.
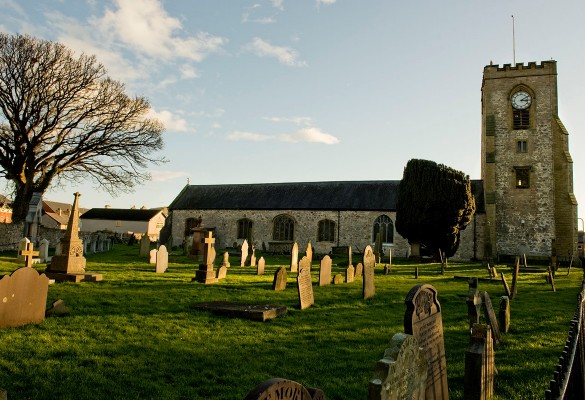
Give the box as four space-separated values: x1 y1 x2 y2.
169 180 485 212
80 208 164 221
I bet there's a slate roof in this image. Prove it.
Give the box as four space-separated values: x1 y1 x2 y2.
169 180 485 213
80 208 164 221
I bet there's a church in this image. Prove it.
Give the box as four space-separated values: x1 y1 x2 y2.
166 60 578 262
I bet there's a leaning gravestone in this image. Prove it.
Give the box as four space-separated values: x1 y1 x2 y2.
290 242 299 272
149 249 157 264
155 245 168 273
319 255 332 286
139 234 150 257
363 245 376 299
466 278 482 329
368 332 427 400
355 263 363 278
272 267 287 291
346 265 355 283
500 272 511 298
499 296 510 334
257 257 265 275
297 267 314 310
404 284 449 400
244 378 315 400
0 267 49 328
481 291 501 344
241 239 249 267
464 323 494 400
510 257 520 299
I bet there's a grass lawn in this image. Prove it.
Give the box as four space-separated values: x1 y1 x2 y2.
0 245 581 399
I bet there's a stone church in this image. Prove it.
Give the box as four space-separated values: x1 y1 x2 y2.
166 60 577 262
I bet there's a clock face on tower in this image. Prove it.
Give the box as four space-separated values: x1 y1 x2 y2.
511 91 532 110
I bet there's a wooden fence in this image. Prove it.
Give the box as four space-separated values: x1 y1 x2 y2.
545 281 585 399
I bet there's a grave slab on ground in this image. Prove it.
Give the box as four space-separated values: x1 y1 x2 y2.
193 302 287 322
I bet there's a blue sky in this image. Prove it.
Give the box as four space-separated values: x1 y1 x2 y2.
1 0 584 225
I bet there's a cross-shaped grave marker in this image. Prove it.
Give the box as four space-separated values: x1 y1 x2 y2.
203 231 215 265
19 242 39 268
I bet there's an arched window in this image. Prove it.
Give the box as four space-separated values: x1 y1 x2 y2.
273 214 294 241
317 219 336 242
373 215 394 244
237 218 253 241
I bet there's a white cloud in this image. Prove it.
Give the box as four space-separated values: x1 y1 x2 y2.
244 37 306 67
265 116 313 126
179 65 200 80
271 0 284 10
316 0 336 5
227 131 272 142
278 127 339 144
149 170 189 182
147 109 190 132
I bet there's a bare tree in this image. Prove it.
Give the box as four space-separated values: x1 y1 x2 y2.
0 33 165 221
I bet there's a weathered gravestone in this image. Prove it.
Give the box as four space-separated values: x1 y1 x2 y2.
290 242 299 272
16 237 30 263
510 257 520 299
19 242 39 269
149 249 157 264
404 284 449 400
241 239 249 267
257 257 265 275
384 265 390 275
306 241 313 266
216 265 227 280
244 378 317 400
481 291 501 344
346 265 355 283
500 272 511 298
221 252 230 268
363 245 376 300
464 323 494 400
272 267 287 291
250 244 257 267
355 262 363 278
547 266 556 292
194 232 218 284
499 296 510 334
319 255 332 286
368 332 427 400
333 274 344 284
297 266 314 310
155 245 168 273
466 278 482 329
348 245 353 267
194 302 287 322
38 239 50 263
0 267 49 328
139 234 150 257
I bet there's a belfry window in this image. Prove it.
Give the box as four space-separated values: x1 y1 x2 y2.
514 167 531 189
513 109 530 130
516 140 527 153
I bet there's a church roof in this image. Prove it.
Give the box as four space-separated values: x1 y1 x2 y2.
169 180 485 212
80 208 164 221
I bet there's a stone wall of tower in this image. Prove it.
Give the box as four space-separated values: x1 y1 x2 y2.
481 61 576 259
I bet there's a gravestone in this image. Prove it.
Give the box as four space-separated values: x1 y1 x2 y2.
139 234 150 257
384 265 389 275
290 242 299 272
299 256 311 275
23 192 43 243
194 302 287 322
499 296 510 334
297 267 314 310
194 231 218 284
500 272 511 298
46 193 102 282
466 278 482 329
38 239 50 263
333 274 344 284
19 242 39 269
510 257 520 299
257 257 265 275
481 291 501 344
241 239 249 267
272 267 287 291
355 263 363 278
155 245 168 273
250 245 256 267
363 245 376 300
319 255 332 286
404 284 449 400
149 249 157 264
547 266 556 292
306 241 313 265
346 265 355 283
464 323 494 400
0 267 49 328
368 332 427 400
388 247 392 267
16 237 30 263
374 232 383 263
348 245 353 267
244 378 314 400
216 265 227 280
221 252 230 268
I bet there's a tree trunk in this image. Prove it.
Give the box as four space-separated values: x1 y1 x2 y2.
10 185 34 223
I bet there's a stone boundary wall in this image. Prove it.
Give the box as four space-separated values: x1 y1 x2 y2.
0 222 25 251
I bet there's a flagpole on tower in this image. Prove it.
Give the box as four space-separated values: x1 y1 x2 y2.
511 15 516 65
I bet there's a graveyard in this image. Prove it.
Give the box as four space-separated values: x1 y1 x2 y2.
0 243 581 399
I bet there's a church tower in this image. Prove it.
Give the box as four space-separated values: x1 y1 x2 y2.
481 61 577 260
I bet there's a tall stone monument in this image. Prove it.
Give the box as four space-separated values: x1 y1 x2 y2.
45 193 102 282
194 231 218 284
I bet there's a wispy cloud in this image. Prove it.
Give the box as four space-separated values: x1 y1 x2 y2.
148 109 190 132
150 170 189 182
244 37 306 67
316 0 336 5
227 127 339 145
241 1 283 24
265 116 313 126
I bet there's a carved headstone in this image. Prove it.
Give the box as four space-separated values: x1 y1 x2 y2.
244 378 314 400
306 241 313 265
346 265 355 283
194 231 218 284
355 263 363 278
155 245 168 273
464 323 494 400
250 245 256 267
333 274 344 284
241 239 249 267
221 252 230 268
19 242 39 269
368 333 427 400
481 291 501 344
272 267 287 291
499 296 510 334
363 245 376 299
290 242 299 272
139 234 150 257
404 284 449 400
216 265 227 280
319 255 332 286
257 257 265 275
149 249 157 264
297 267 314 310
0 267 49 328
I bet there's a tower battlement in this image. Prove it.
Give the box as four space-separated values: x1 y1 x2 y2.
483 60 557 77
